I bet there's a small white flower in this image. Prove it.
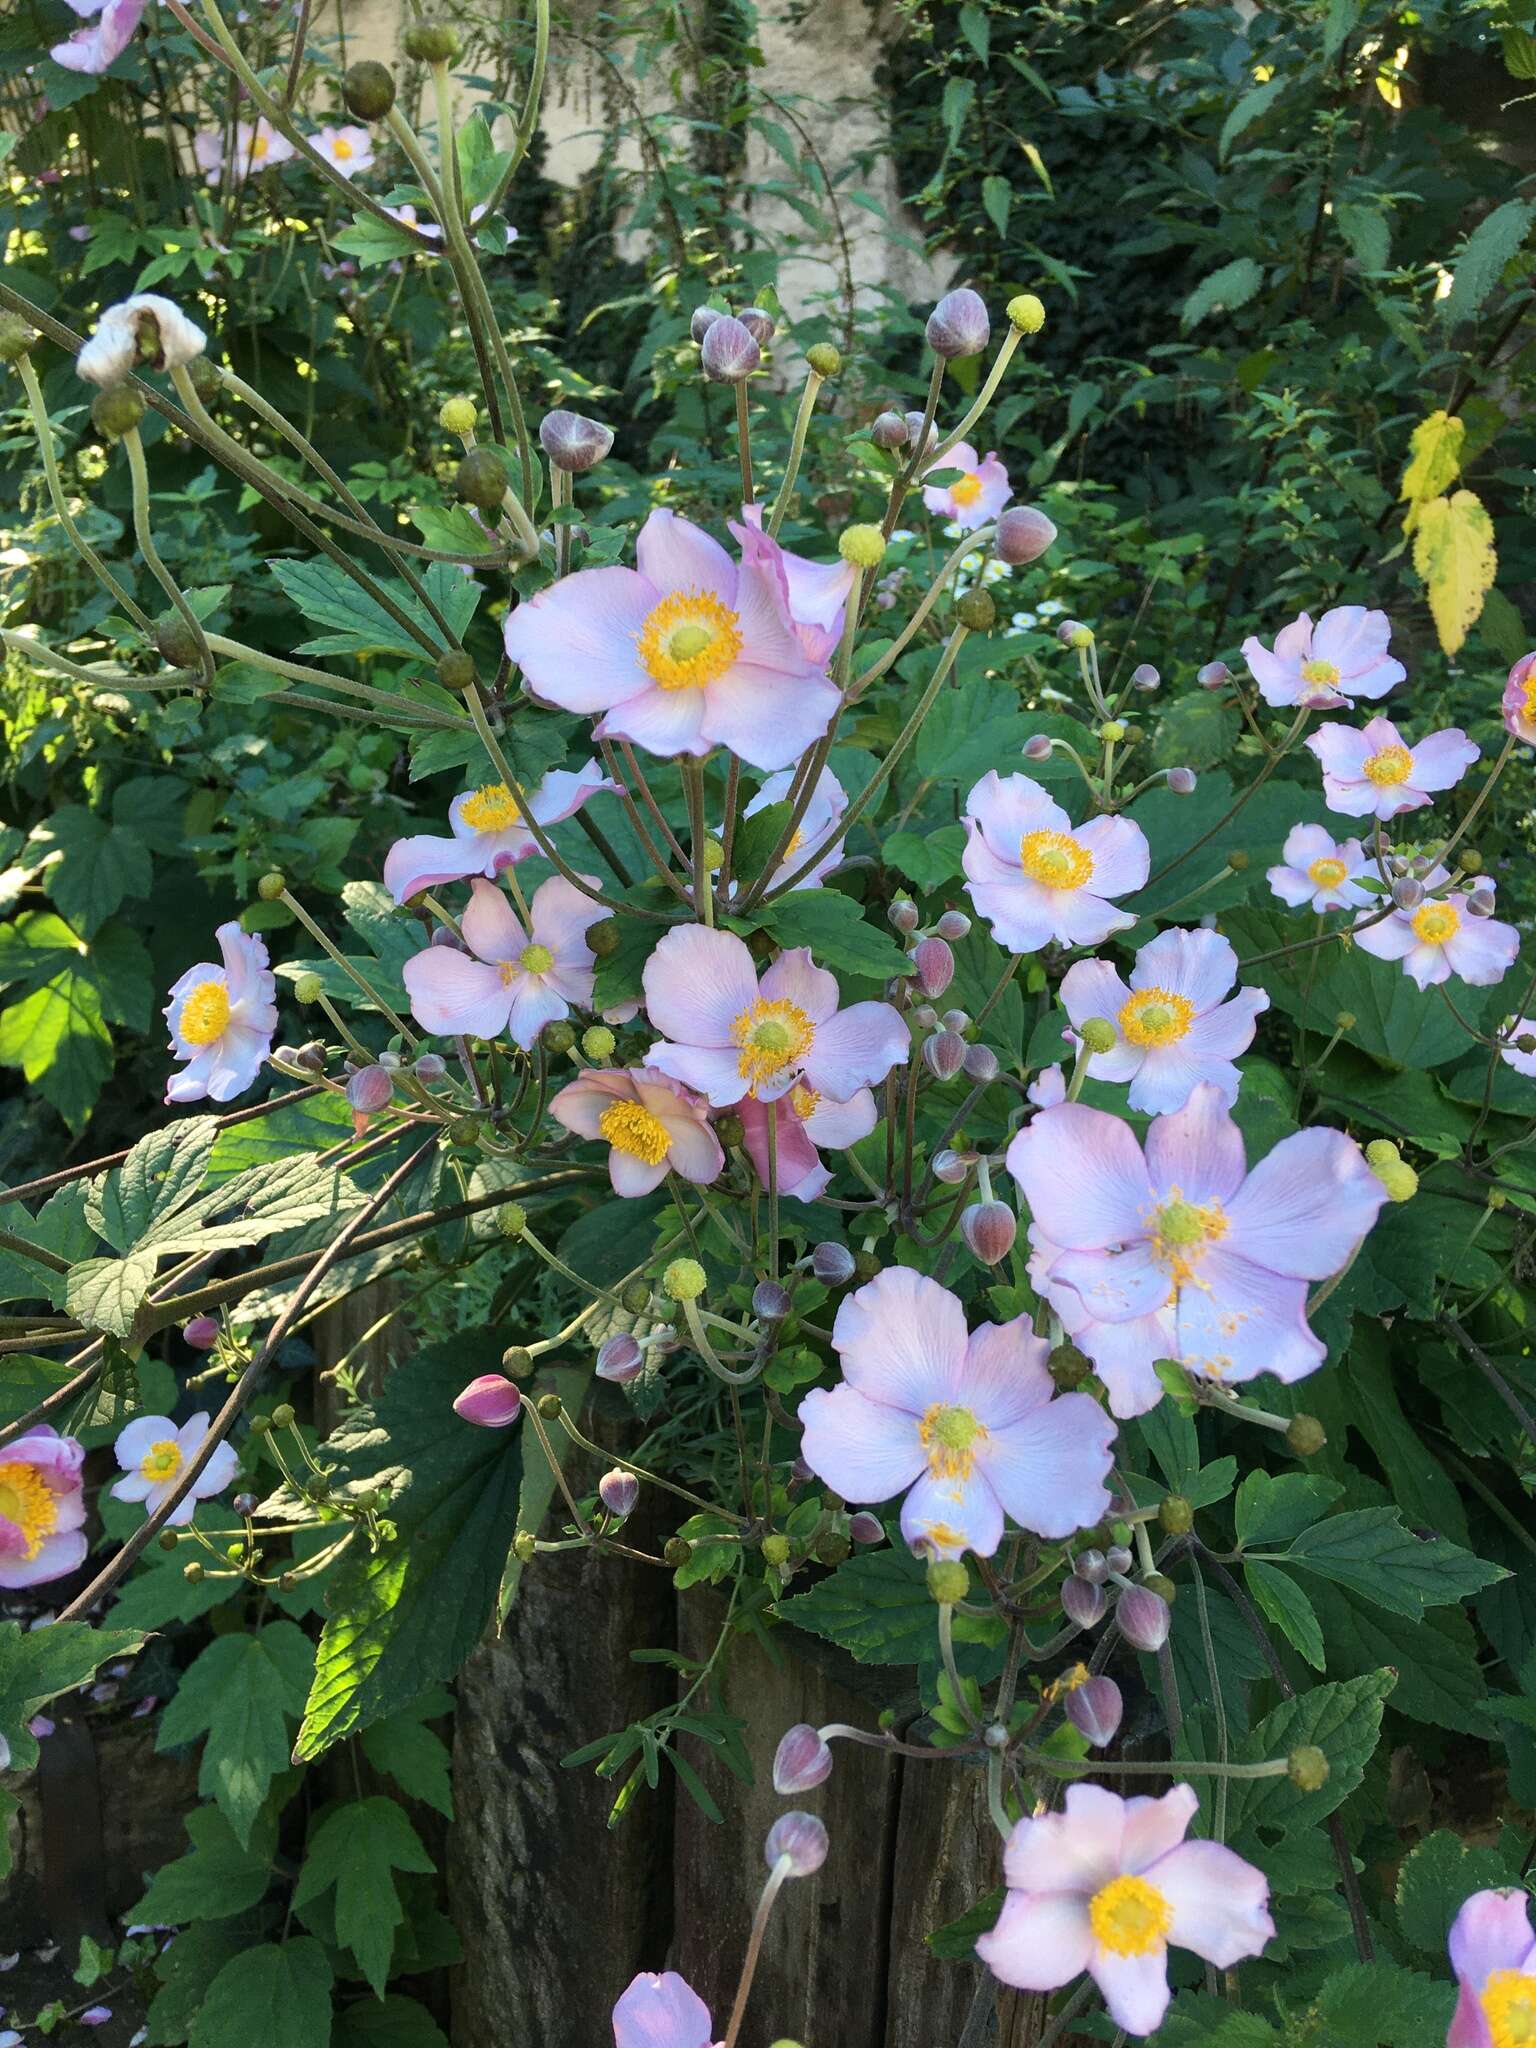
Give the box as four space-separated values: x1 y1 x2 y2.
164 921 277 1104
310 124 375 178
77 294 206 388
110 1413 239 1526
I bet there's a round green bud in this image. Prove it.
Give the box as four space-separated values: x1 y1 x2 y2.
342 58 396 120
455 445 509 511
436 648 475 691
1334 1010 1357 1031
183 1560 205 1583
1287 1745 1329 1792
256 871 286 902
1142 1572 1177 1605
542 1019 577 1055
1226 849 1250 873
1048 1342 1091 1391
663 1257 707 1302
761 1532 791 1567
1159 1494 1194 1536
621 1279 652 1316
1110 1521 1132 1548
271 1402 295 1428
816 1532 852 1566
805 342 842 379
249 1414 271 1435
293 972 323 1005
701 836 725 873
581 1025 616 1061
853 1248 882 1283
1364 1138 1400 1168
439 396 478 435
1080 1017 1117 1056
158 1530 179 1552
513 1529 537 1562
585 919 621 958
1007 293 1046 334
154 614 203 670
664 1536 694 1568
1286 1412 1327 1457
1067 623 1094 649
502 1345 534 1378
91 385 146 439
1375 1159 1418 1203
402 20 461 63
535 1392 562 1420
497 1201 528 1237
715 1113 744 1148
226 1540 245 1561
838 523 887 569
927 1558 970 1604
956 589 996 632
447 1115 482 1146
1459 847 1483 874
1488 1187 1508 1211
0 312 37 363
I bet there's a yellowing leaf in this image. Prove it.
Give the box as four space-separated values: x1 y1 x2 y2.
1399 410 1464 535
1412 489 1497 656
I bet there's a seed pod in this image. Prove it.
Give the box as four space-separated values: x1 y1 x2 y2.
765 1810 829 1877
700 315 760 383
1050 1342 1091 1390
154 614 203 670
1065 1675 1122 1748
773 1723 834 1794
585 917 621 957
542 1019 576 1054
912 936 955 999
597 1333 644 1383
1117 1585 1172 1652
995 505 1058 566
956 589 996 632
402 20 461 62
806 341 841 378
92 386 146 439
811 1241 856 1287
923 1030 967 1080
539 408 614 475
1286 1412 1327 1456
960 1200 1017 1265
343 59 396 118
926 287 990 359
456 445 509 510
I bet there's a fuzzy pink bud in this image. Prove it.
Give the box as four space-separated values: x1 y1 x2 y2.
960 1200 1017 1265
1392 877 1425 910
1197 661 1230 691
1130 663 1160 692
871 410 909 450
1064 1675 1122 1748
1022 734 1052 762
848 1512 884 1545
182 1314 220 1351
765 1810 829 1877
923 1030 967 1080
912 936 955 999
599 1469 639 1519
753 1279 792 1321
888 898 920 933
346 1064 394 1114
935 909 971 940
539 408 614 474
735 306 776 346
1166 767 1197 796
903 411 937 460
773 1723 834 1794
1074 1547 1108 1584
941 1008 970 1034
596 1333 644 1383
963 1043 999 1083
701 315 760 383
1061 1575 1105 1628
926 286 991 359
995 504 1057 566
1117 1584 1172 1653
931 1147 976 1185
811 1240 856 1286
452 1373 523 1429
690 305 723 342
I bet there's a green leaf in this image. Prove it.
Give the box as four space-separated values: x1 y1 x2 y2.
1315 1960 1456 2046
1180 257 1264 330
331 212 420 269
188 1938 333 2048
129 1805 279 1926
1151 692 1241 772
335 1994 450 2048
980 174 1011 237
64 1249 161 1337
31 805 152 938
1396 1829 1521 1956
592 900 671 1013
499 1355 595 1617
1336 202 1391 272
1225 1669 1395 1844
779 1548 1005 1690
1441 197 1534 325
360 1710 455 1819
926 1886 1002 1959
1244 1561 1325 1671
882 826 965 891
146 1920 275 2048
1234 1471 1343 1548
268 558 477 660
292 1797 434 1995
0 1618 142 1775
85 1118 218 1253
295 1336 524 1758
1312 1588 1488 1735
1219 78 1286 161
737 888 910 982
157 1624 315 1846
727 801 794 888
914 673 1034 788
1279 1507 1505 1616
957 2 989 59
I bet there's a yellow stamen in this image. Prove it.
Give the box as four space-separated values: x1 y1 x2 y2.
789 1083 820 1122
0 1459 59 1560
1019 829 1093 891
916 1520 967 1554
1150 1189 1228 1290
139 1439 182 1485
636 589 744 692
1483 1970 1536 2047
1088 1875 1172 1958
950 472 983 507
1044 1661 1091 1703
1298 657 1340 696
1411 901 1460 945
598 1100 671 1166
333 136 354 160
1307 855 1349 890
918 1402 987 1481
519 943 554 974
1523 677 1536 725
178 978 231 1047
1118 987 1194 1049
459 781 527 832
1362 744 1413 786
732 998 814 1095
252 132 269 160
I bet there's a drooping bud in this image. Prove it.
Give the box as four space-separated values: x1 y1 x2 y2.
935 910 971 941
1065 1675 1123 1748
295 1037 326 1069
1130 663 1160 692
663 1257 707 1302
912 936 955 999
926 287 991 360
1166 767 1197 796
773 1723 834 1795
1006 293 1045 334
453 1373 523 1429
1061 1575 1104 1628
1116 1584 1171 1653
811 1240 856 1287
736 306 777 347
1391 877 1424 911
690 305 724 343
888 898 920 933
1197 660 1230 691
599 1469 639 1520
701 315 761 383
912 1005 939 1031
923 1030 967 1080
903 410 937 460
1075 1546 1108 1584
539 408 614 475
1022 734 1052 762
345 1065 394 1115
1079 1017 1117 1055
870 410 909 450
1105 1544 1133 1577
752 1279 792 1321
183 1314 220 1351
960 1201 1017 1265
931 1148 974 1186
995 504 1057 566
848 1512 885 1545
597 1332 644 1384
1286 1412 1327 1456
963 1043 999 1083
765 1810 829 1877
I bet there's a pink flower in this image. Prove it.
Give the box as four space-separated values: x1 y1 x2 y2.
1504 652 1536 745
1007 1083 1385 1417
1027 1064 1066 1107
383 759 618 904
962 771 1149 952
1352 869 1520 990
503 508 839 771
921 441 1011 530
550 1066 724 1196
1447 1887 1536 2048
452 1374 522 1428
310 124 374 177
735 506 854 664
50 0 147 73
165 922 277 1105
1241 605 1405 709
641 926 908 1107
975 1782 1273 2036
796 1268 1115 1559
0 1429 86 1589
612 1972 717 2048
1266 823 1373 913
192 129 225 184
110 1414 238 1526
1306 715 1479 819
402 874 598 1048
734 1084 877 1201
732 765 847 895
1060 927 1269 1116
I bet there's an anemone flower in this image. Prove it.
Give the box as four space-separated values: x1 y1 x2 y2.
1306 716 1478 820
612 1972 718 2048
1447 1887 1536 2048
1351 869 1520 990
402 875 598 1049
921 441 1011 530
383 759 617 903
164 923 277 1105
0 1429 87 1589
550 1066 724 1196
1241 604 1404 709
1265 823 1374 913
734 1083 877 1202
110 1414 238 1526
962 771 1148 952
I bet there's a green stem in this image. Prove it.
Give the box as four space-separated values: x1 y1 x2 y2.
766 367 824 536
121 427 214 677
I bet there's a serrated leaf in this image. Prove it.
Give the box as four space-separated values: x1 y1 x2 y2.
31 806 152 939
778 1548 1005 1690
1245 1561 1326 1671
1181 256 1263 329
85 1118 218 1253
157 1624 315 1846
1316 1960 1456 2046
0 1618 142 1775
1336 201 1391 272
1441 197 1534 325
1279 1507 1505 1616
1396 1829 1521 1956
188 1938 332 2048
1399 411 1464 524
360 1712 455 1818
882 826 965 891
129 1805 279 1926
1225 1669 1395 1843
980 173 1011 237
1412 488 1497 656
1234 1471 1343 1548
268 557 477 660
292 1797 434 1994
1310 1585 1488 1735
64 1249 159 1337
735 888 910 982
334 1994 450 2048
1219 78 1286 161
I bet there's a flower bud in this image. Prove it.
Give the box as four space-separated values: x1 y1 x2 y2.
296 1038 326 1071
1061 1574 1104 1628
502 1345 534 1378
428 925 466 953
870 410 909 450
941 1009 969 1033
903 410 937 460
496 1201 527 1237
931 1148 973 1186
1288 1745 1329 1792
848 1512 885 1545
92 385 146 439
753 1279 792 1321
956 589 996 632
663 1257 707 1302
1468 887 1497 918
153 613 202 670
1057 619 1089 646
811 1240 856 1287
1050 1342 1091 1390
765 1811 829 1878
343 60 397 118
539 408 614 474
714 1112 744 1148
735 306 776 347
961 1200 1017 1265
690 304 724 343
1459 847 1483 874
1160 1495 1194 1536
1375 1159 1419 1202
773 1723 834 1794
1079 1017 1117 1055
453 1373 522 1428
888 898 920 933
1006 293 1045 334
596 1332 644 1384
912 936 955 999
346 1064 394 1114
1105 1545 1134 1577
837 523 886 569
664 1536 693 1569
963 1043 999 1083
1166 767 1197 796
926 1558 969 1603
586 917 621 957
402 20 461 62
701 315 760 383
1197 660 1230 691
1131 663 1160 692
995 505 1057 566
805 341 842 379
1065 1675 1123 1748
542 1019 576 1054
912 1005 939 1031
1116 1584 1171 1653
456 445 509 510
926 287 990 359
923 1030 967 1080
581 1025 616 1062
1022 734 1052 762
599 1469 639 1520
1390 877 1424 912
935 910 970 942
1286 1412 1327 1456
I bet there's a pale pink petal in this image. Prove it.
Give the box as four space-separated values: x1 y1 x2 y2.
402 949 512 1039
529 874 603 964
1120 1785 1198 1873
975 1890 1094 1993
1069 1307 1168 1418
960 1317 1053 1428
801 1088 877 1148
1449 1889 1536 1996
659 1112 724 1185
634 508 737 607
1225 1127 1385 1277
1144 1083 1248 1204
529 759 620 828
1050 1243 1170 1323
1351 911 1417 962
1089 1945 1171 2036
963 771 1067 860
384 833 484 904
899 1468 1004 1557
1073 815 1149 899
1007 1103 1153 1249
549 1070 632 1140
1060 958 1133 1031
1443 915 1521 987
758 947 841 1024
802 1001 909 1100
1003 1785 1127 1894
976 1395 1115 1537
0 1530 87 1587
646 1041 752 1106
1242 637 1303 706
1051 890 1138 950
506 978 571 1049
798 1382 929 1504
737 1094 821 1196
969 453 1012 521
1172 1254 1322 1385
461 876 528 963
504 569 656 714
1410 727 1480 791
1448 1983 1496 2048
610 1149 670 1197
702 666 838 773
1131 927 1237 1012
1149 1839 1274 1966
642 926 760 1048
1307 721 1378 778
612 1970 714 2048
598 681 711 759
831 1266 967 1411
1267 864 1321 908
